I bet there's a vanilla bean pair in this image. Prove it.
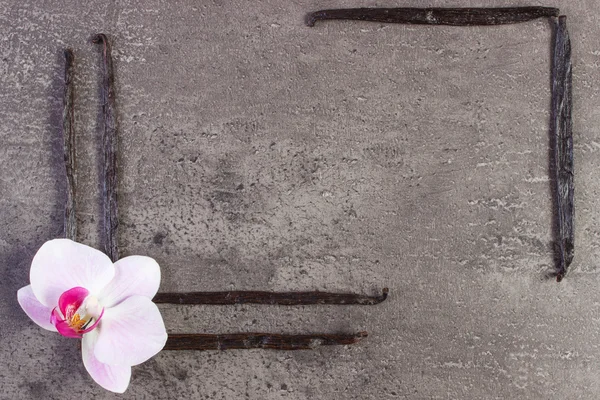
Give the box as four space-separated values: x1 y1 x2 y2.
306 7 574 281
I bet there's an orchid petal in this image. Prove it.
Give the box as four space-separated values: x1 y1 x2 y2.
16 285 56 332
58 286 89 319
82 330 131 393
94 295 167 366
53 316 83 338
99 256 161 308
30 239 115 307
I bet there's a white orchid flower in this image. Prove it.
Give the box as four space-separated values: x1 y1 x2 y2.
17 239 168 393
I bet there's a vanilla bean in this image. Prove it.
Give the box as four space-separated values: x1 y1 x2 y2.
62 49 77 241
154 288 388 305
305 7 559 27
92 33 119 262
163 332 367 351
551 16 574 282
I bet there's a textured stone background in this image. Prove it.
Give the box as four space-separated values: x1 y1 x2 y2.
1 0 599 399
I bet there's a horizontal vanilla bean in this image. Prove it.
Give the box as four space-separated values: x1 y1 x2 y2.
163 332 368 351
92 33 119 262
551 16 574 282
154 288 388 305
306 7 559 27
62 49 77 241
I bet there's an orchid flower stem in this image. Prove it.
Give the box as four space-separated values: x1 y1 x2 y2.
163 332 368 351
551 17 574 282
62 49 77 242
92 33 119 263
305 7 559 27
154 288 388 305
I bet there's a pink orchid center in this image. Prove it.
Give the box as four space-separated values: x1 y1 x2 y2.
51 287 105 338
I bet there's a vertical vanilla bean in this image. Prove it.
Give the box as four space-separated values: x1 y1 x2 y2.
305 7 559 27
92 34 119 262
551 17 574 282
62 49 77 241
164 332 368 351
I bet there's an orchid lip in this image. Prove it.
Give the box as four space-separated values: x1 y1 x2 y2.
51 287 105 338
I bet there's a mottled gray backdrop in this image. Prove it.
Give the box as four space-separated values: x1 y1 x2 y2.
2 0 600 399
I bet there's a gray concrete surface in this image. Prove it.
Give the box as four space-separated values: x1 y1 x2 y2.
1 0 599 398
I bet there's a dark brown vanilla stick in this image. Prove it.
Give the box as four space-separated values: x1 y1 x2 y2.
551 17 574 282
92 34 119 262
154 288 388 305
62 49 77 241
305 7 559 27
164 332 367 351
